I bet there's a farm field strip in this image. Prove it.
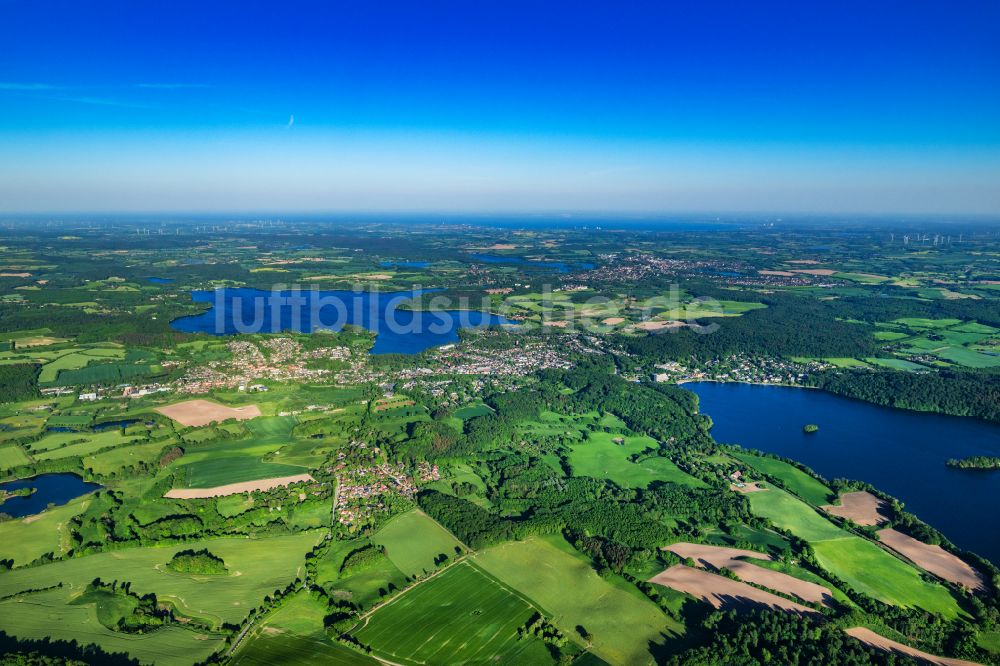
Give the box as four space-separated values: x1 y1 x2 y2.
164 473 315 498
878 528 987 592
845 627 982 666
744 487 964 617
353 561 549 665
664 542 834 606
475 535 679 665
649 565 821 617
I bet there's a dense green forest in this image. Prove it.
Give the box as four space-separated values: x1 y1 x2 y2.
811 369 1000 423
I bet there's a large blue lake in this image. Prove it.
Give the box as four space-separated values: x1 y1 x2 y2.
0 473 101 518
171 288 515 354
686 382 1000 565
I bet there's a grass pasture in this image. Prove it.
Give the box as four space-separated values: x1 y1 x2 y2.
731 452 833 504
569 433 705 489
233 592 377 666
0 589 224 666
745 488 963 618
476 535 680 665
315 538 409 609
812 538 964 618
0 444 30 470
0 531 323 627
371 509 465 577
353 561 554 666
84 440 172 475
0 496 90 566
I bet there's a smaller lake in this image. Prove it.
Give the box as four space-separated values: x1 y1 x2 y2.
171 288 516 354
687 382 1000 565
147 277 174 284
93 419 140 432
379 260 431 269
0 473 102 518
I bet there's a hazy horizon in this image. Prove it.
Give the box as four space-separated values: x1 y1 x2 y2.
2 1 999 215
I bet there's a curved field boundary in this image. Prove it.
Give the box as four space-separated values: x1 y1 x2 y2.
821 491 889 526
877 528 987 593
649 565 821 617
664 542 834 606
845 627 982 666
165 473 314 498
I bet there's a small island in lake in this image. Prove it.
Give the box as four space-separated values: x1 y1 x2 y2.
0 486 35 505
803 424 819 434
946 456 1000 470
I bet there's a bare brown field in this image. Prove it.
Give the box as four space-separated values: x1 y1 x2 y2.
154 399 262 427
877 528 986 592
845 627 982 666
759 270 796 277
164 473 314 498
634 320 686 331
664 543 833 606
601 317 625 325
373 399 415 412
649 565 821 616
786 260 821 265
792 269 837 276
821 491 889 526
15 336 66 347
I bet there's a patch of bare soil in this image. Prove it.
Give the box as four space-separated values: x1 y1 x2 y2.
164 474 314 498
845 627 982 666
154 400 262 427
634 320 686 331
877 528 986 592
664 543 833 606
821 491 889 526
649 565 821 617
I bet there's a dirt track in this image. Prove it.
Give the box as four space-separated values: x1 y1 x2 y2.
649 565 821 616
845 627 982 666
821 491 889 526
664 542 834 606
164 474 314 498
878 528 986 592
154 399 262 427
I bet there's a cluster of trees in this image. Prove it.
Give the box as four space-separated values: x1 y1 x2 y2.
810 369 1000 423
621 296 878 361
0 363 39 403
542 364 712 448
165 548 228 574
339 544 386 576
74 579 170 634
666 610 902 665
946 456 1000 470
518 613 570 660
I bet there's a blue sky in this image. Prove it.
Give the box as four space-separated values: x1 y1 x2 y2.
1 0 999 214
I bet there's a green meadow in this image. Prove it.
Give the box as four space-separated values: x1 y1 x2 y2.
0 589 224 666
353 561 554 666
745 488 963 617
568 431 705 488
233 592 377 666
731 451 833 504
371 509 465 577
475 535 681 665
0 532 323 627
0 496 91 565
0 444 30 470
